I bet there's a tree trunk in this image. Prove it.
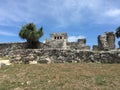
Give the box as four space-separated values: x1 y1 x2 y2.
26 40 39 49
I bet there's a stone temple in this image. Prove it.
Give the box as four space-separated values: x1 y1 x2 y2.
45 32 90 50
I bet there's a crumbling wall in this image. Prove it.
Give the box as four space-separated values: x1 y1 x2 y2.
78 39 86 47
98 32 115 50
93 45 99 51
107 32 115 49
0 42 50 56
46 40 65 48
8 49 120 64
0 42 26 56
67 39 90 50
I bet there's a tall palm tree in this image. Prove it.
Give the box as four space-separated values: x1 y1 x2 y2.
115 26 120 48
19 23 43 49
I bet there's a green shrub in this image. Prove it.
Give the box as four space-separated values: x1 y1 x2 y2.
95 76 105 85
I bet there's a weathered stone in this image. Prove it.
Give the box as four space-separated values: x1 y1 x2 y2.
93 45 99 51
15 55 21 61
78 39 86 46
8 49 120 64
98 32 115 50
44 32 90 50
29 61 37 64
37 59 49 64
0 42 50 57
118 54 120 57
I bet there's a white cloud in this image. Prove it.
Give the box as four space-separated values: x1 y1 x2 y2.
0 0 104 27
0 0 120 27
0 30 17 36
68 36 85 42
105 9 120 17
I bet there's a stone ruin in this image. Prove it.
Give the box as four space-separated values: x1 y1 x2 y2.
0 32 120 64
45 33 68 49
9 49 120 64
45 32 90 50
0 32 117 52
93 32 116 51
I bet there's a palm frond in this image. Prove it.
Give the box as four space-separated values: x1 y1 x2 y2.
19 23 44 49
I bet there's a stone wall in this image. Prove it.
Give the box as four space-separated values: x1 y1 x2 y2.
67 42 90 50
93 45 99 51
0 42 50 56
0 42 26 50
67 39 90 50
45 39 65 48
78 39 86 46
8 49 120 64
0 42 26 56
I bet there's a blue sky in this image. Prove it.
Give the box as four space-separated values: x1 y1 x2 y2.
0 0 120 48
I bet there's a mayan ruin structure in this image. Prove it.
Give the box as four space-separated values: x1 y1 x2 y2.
0 32 120 64
93 32 116 51
45 32 90 50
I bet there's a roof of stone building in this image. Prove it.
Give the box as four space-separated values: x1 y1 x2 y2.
50 32 67 35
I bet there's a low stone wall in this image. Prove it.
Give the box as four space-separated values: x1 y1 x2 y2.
0 42 26 56
0 42 50 56
8 49 120 64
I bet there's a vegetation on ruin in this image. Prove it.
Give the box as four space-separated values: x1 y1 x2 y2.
115 26 120 46
19 23 43 49
0 63 120 90
115 26 120 38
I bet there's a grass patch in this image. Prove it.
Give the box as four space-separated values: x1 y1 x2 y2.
0 56 9 60
95 76 106 85
0 63 120 90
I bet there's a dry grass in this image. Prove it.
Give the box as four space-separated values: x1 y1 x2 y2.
0 56 9 60
0 63 120 90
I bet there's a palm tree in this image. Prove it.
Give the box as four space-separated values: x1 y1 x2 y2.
115 26 120 48
19 23 43 49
